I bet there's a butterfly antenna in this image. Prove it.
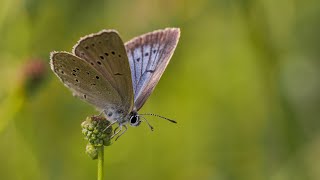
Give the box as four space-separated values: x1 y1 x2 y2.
140 113 177 124
140 116 154 131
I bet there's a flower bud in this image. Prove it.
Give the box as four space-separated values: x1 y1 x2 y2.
85 143 98 160
81 116 113 159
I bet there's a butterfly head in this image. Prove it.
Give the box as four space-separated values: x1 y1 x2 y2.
129 111 141 127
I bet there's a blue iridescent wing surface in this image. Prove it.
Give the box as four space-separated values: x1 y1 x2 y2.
125 28 180 110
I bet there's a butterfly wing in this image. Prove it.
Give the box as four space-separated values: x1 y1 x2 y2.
72 30 134 114
125 28 180 110
50 52 123 110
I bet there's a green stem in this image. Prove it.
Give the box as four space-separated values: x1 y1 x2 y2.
97 146 104 180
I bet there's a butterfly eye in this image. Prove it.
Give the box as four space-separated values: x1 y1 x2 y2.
129 115 141 127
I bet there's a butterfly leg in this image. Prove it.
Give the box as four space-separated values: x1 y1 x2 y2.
98 110 104 116
103 121 117 132
111 124 122 139
115 125 127 141
113 126 119 135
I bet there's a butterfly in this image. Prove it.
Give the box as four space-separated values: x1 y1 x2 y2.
50 28 180 139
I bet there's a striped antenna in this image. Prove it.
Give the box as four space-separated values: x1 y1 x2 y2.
140 116 154 131
139 113 177 124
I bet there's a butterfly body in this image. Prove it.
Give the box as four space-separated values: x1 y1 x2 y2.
50 28 180 133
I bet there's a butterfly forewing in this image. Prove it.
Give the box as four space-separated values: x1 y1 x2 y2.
50 52 122 110
73 30 134 113
125 28 180 110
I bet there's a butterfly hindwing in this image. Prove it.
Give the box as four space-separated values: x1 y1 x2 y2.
50 52 122 110
125 28 180 110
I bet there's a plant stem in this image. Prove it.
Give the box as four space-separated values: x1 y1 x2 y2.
97 146 104 180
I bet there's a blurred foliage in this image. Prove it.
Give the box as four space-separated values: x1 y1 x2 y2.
0 0 320 179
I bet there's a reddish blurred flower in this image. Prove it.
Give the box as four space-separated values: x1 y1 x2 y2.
19 59 48 97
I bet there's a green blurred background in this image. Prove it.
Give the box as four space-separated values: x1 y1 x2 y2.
1 0 320 179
